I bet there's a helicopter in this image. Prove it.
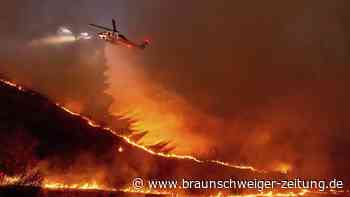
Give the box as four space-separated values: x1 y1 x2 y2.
90 19 150 50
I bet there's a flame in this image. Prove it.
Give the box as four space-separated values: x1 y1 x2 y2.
2 79 350 196
0 175 167 195
0 78 262 173
274 163 292 174
43 180 170 195
1 174 348 196
61 100 84 113
0 175 21 185
0 174 109 191
122 187 171 195
0 79 24 90
43 181 107 190
212 190 308 197
57 96 262 173
105 46 215 156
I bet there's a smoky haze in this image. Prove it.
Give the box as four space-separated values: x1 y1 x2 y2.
0 1 134 131
119 0 350 179
1 0 350 181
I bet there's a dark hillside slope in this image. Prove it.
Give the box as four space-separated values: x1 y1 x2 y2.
0 79 282 194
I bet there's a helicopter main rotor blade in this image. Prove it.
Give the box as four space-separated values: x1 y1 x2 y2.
89 24 114 32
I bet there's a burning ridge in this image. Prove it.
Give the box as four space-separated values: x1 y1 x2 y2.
0 78 287 195
0 78 262 171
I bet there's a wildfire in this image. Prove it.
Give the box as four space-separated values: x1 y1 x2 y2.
212 190 308 197
1 175 348 196
57 97 262 173
1 79 350 196
1 78 262 173
0 78 266 194
0 175 21 185
210 160 263 173
43 181 173 195
122 187 171 195
274 163 292 174
43 181 107 191
0 79 24 91
0 176 167 195
0 174 110 191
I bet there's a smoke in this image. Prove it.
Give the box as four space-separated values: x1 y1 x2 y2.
29 27 92 46
0 1 129 132
105 45 212 155
104 0 350 180
29 27 76 46
1 0 350 182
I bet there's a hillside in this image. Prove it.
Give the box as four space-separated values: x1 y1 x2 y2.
0 78 283 196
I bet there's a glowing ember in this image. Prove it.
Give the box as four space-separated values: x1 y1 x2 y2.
118 146 124 152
